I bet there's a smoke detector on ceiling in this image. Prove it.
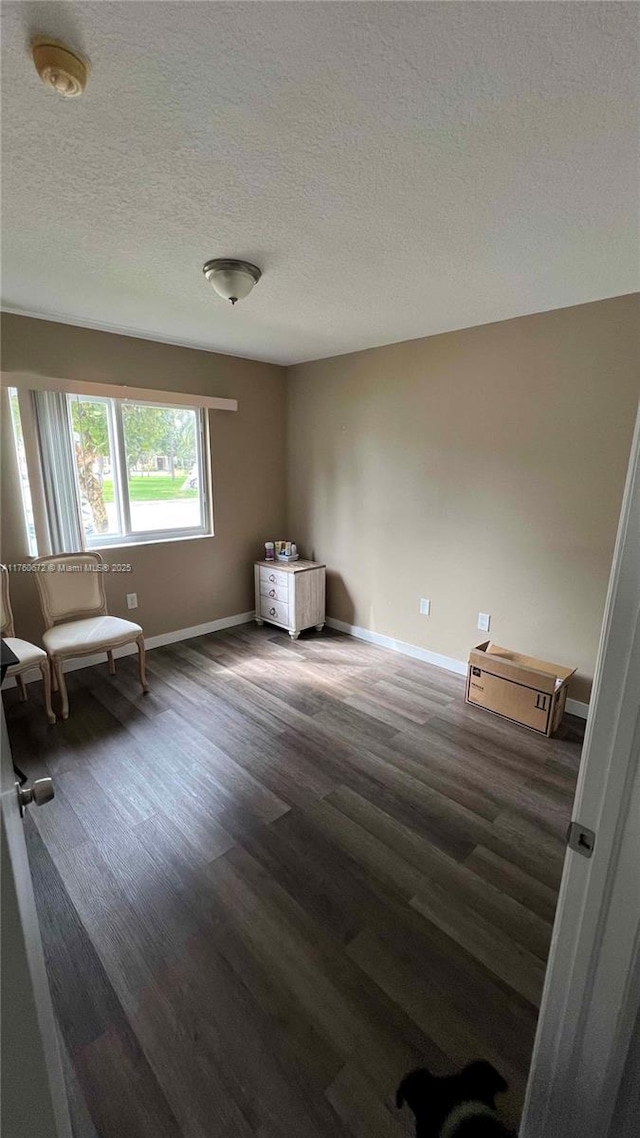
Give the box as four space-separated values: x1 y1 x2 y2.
31 40 90 97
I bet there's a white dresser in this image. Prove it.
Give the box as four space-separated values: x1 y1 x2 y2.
254 559 326 640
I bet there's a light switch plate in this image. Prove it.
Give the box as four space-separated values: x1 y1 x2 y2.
126 593 138 610
478 612 491 632
419 598 431 616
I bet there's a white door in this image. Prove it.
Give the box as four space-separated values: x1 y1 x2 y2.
0 705 72 1138
521 403 640 1137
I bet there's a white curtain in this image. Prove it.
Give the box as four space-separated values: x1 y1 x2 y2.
31 390 84 554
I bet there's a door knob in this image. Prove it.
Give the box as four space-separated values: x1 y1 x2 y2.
16 777 55 816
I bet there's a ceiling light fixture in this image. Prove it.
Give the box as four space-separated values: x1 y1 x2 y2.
32 40 89 97
202 259 262 306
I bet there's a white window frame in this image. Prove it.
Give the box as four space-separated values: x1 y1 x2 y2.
6 387 38 557
69 394 213 549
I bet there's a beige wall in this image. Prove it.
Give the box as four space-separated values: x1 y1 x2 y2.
3 298 638 704
1 315 286 645
287 295 640 704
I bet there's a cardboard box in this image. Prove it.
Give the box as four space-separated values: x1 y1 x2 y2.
466 641 576 736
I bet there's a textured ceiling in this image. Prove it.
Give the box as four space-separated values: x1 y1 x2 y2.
1 1 638 365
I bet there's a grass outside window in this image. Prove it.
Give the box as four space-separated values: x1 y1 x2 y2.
101 474 198 503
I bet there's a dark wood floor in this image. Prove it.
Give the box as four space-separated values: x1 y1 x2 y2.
5 624 583 1138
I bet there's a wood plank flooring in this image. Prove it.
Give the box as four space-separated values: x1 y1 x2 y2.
4 625 583 1138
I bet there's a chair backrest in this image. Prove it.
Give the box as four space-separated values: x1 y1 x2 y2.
0 565 15 637
33 553 108 628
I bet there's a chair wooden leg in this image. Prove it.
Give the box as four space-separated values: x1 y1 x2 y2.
55 660 69 719
40 660 56 725
107 650 116 675
16 674 28 702
51 664 59 692
136 635 149 693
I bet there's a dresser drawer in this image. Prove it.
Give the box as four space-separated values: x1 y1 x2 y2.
255 559 325 639
259 566 288 590
259 597 290 625
259 581 289 603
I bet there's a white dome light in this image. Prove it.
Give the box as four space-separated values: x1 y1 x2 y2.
202 259 262 306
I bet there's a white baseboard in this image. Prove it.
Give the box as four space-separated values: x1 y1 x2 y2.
566 697 589 719
326 617 468 676
4 608 590 722
2 611 255 688
326 617 589 720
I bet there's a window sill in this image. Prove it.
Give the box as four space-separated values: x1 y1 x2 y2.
88 531 214 553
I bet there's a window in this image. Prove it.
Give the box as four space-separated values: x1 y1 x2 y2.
68 395 211 547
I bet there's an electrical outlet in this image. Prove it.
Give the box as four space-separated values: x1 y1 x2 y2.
126 593 138 610
478 612 491 633
419 598 431 616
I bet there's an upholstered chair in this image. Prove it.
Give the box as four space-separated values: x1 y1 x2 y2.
33 552 148 719
1 564 56 724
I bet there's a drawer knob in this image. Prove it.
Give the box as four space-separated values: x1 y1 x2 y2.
269 588 276 597
269 574 276 582
269 607 276 616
